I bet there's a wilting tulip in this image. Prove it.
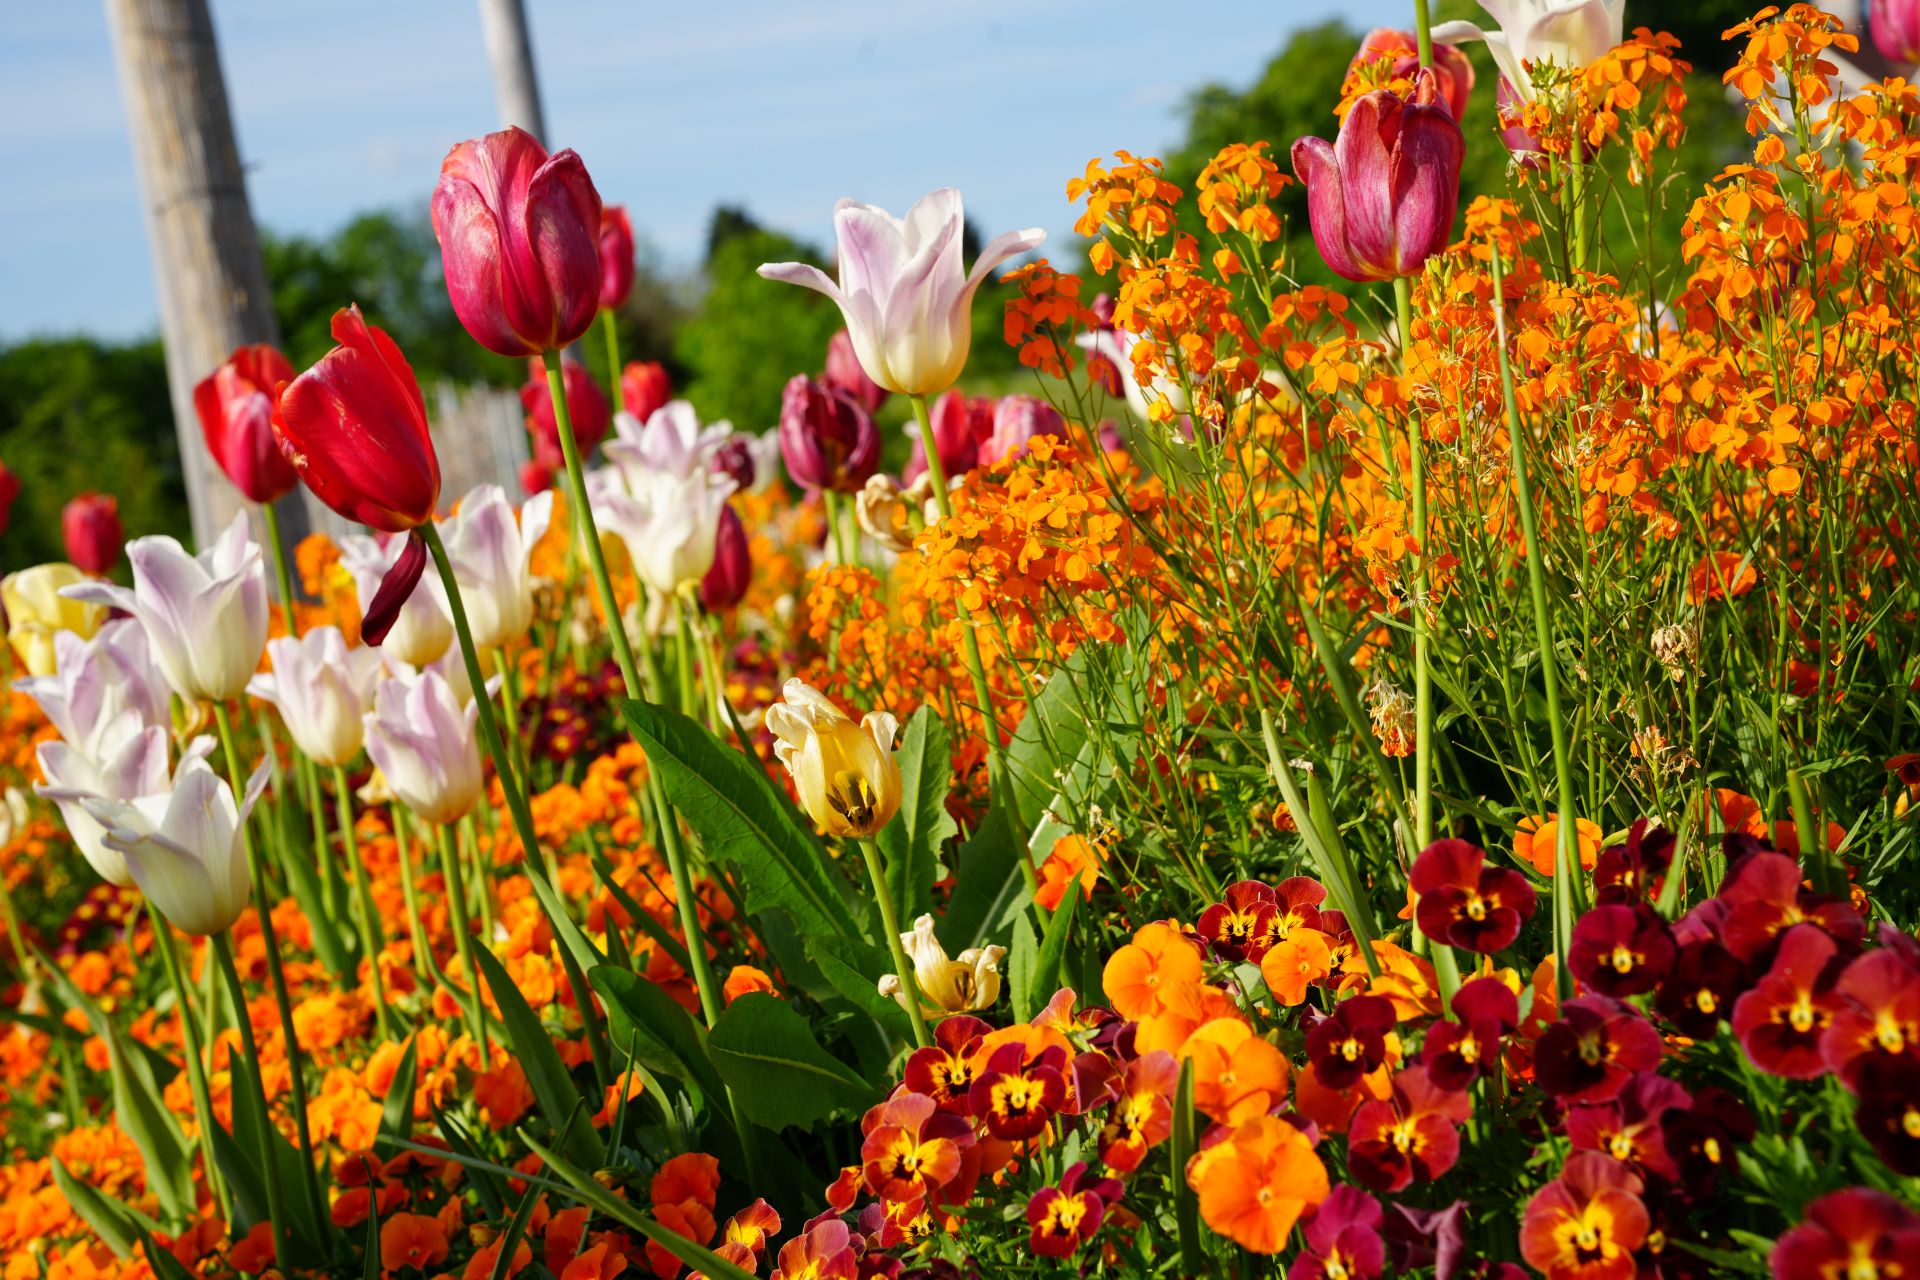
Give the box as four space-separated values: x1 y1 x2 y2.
854 473 918 554
1433 0 1626 102
363 670 486 826
63 493 123 576
0 457 21 536
759 189 1044 396
1347 29 1475 120
425 484 553 650
81 752 270 936
982 395 1066 467
3 564 106 676
247 627 383 766
37 727 186 888
64 511 267 705
621 360 672 423
521 357 610 464
1291 68 1464 284
823 328 888 414
879 914 1006 1017
339 534 452 668
194 344 300 503
699 503 751 612
607 400 733 484
598 204 635 311
431 126 602 358
591 468 735 597
14 620 169 761
779 376 879 493
765 678 901 838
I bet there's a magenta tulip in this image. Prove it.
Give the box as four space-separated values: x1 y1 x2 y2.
823 328 888 415
1290 67 1464 284
194 345 300 504
521 357 610 465
599 204 635 310
700 503 751 612
1875 0 1920 63
778 375 879 494
906 390 993 482
63 494 124 576
431 126 602 357
981 395 1065 467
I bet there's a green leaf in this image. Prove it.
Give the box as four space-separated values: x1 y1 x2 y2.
589 966 726 1109
103 1023 194 1225
1008 912 1039 1023
938 801 1027 953
1030 886 1080 1013
430 1104 506 1217
705 993 873 1130
224 1050 324 1250
378 1036 419 1143
471 946 604 1169
52 1157 138 1258
277 830 353 977
806 934 912 1038
874 707 956 920
490 1180 544 1280
619 699 860 939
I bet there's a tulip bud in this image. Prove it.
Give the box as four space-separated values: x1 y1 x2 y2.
62 493 123 576
521 356 610 462
598 205 635 311
914 389 993 482
520 458 555 496
823 328 888 415
981 395 1065 467
1347 29 1475 120
710 437 756 491
0 457 21 537
431 127 603 357
3 564 106 677
194 344 300 503
363 670 486 826
81 752 270 936
778 376 879 494
621 361 672 423
765 679 902 839
1290 67 1464 283
247 627 383 767
699 504 751 612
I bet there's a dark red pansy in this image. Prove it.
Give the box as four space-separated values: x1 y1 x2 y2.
1564 1071 1691 1179
1717 850 1863 963
1306 994 1397 1091
1424 976 1518 1092
1410 839 1536 954
1822 948 1920 1087
1569 903 1676 999
1533 996 1664 1104
1731 924 1846 1078
1025 1162 1119 1259
1197 879 1279 962
1851 1053 1920 1176
1594 818 1675 906
902 1015 989 1115
1770 1188 1920 1280
1659 1086 1754 1193
1346 1065 1471 1193
1653 938 1745 1039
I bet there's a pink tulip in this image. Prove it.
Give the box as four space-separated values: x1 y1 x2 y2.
599 204 635 310
700 504 751 612
621 360 672 423
824 328 888 415
521 356 610 465
1348 29 1476 120
1876 0 1920 63
906 390 993 482
778 376 879 494
1291 68 1464 284
981 396 1065 467
63 493 123 576
431 126 602 357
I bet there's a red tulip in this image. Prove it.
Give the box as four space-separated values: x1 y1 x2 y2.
521 356 610 465
520 458 555 496
1291 67 1464 283
598 204 635 311
823 328 888 415
273 307 441 646
0 458 19 537
193 344 299 503
63 493 123 575
431 126 602 357
621 360 672 423
699 504 751 612
1347 29 1475 121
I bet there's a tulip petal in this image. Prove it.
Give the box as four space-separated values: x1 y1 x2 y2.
1290 137 1370 283
362 533 428 647
836 202 912 302
524 149 604 350
1391 101 1465 273
963 227 1049 295
1335 90 1403 278
756 262 845 304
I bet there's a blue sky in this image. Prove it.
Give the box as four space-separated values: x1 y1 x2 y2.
0 0 1409 341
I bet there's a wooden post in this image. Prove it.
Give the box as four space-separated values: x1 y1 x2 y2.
104 0 310 556
476 0 549 143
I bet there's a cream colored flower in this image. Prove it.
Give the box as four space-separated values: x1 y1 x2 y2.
764 678 901 838
878 914 1006 1017
854 474 916 554
3 563 105 677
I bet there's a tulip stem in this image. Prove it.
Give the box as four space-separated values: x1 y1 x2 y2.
433 822 491 1061
1488 244 1579 1003
260 500 299 638
1412 0 1434 67
599 309 622 399
546 357 645 700
392 806 432 981
211 700 329 1239
857 836 934 1050
907 393 1023 837
332 764 393 1040
149 904 228 1223
210 929 293 1271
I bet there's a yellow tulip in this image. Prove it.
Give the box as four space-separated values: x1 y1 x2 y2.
879 914 1006 1017
2 564 105 676
765 678 902 839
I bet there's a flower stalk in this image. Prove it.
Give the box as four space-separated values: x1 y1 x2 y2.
859 836 934 1050
333 763 393 1039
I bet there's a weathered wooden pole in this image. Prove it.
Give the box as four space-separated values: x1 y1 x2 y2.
476 0 549 142
104 0 309 554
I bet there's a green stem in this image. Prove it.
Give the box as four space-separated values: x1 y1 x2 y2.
547 358 644 699
600 308 622 398
261 500 299 639
672 595 698 719
1412 0 1434 67
822 490 849 564
211 701 328 1237
434 822 490 1060
462 815 496 947
149 906 228 1222
1489 244 1581 1003
210 929 291 1271
332 764 393 1039
392 806 431 982
858 837 933 1050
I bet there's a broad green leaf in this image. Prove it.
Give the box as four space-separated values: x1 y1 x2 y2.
1030 885 1080 1013
52 1157 138 1257
471 946 604 1169
938 801 1026 953
1008 912 1038 1023
589 966 726 1109
806 934 912 1038
224 1051 325 1250
874 707 956 920
378 1036 418 1143
620 699 861 938
104 1024 194 1225
705 993 873 1129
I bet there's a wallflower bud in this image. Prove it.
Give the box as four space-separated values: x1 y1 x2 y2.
431 126 602 357
765 678 900 839
699 503 751 612
621 361 672 423
2 564 105 676
598 204 635 310
62 493 123 576
521 356 610 464
778 376 878 494
193 344 299 504
823 328 888 415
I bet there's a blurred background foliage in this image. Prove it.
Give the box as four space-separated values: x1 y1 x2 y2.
0 0 1761 569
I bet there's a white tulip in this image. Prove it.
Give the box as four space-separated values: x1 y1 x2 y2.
425 484 553 651
37 728 200 888
13 619 170 762
1433 0 1627 102
340 533 453 669
247 627 383 767
605 401 733 484
362 670 484 826
590 467 736 597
